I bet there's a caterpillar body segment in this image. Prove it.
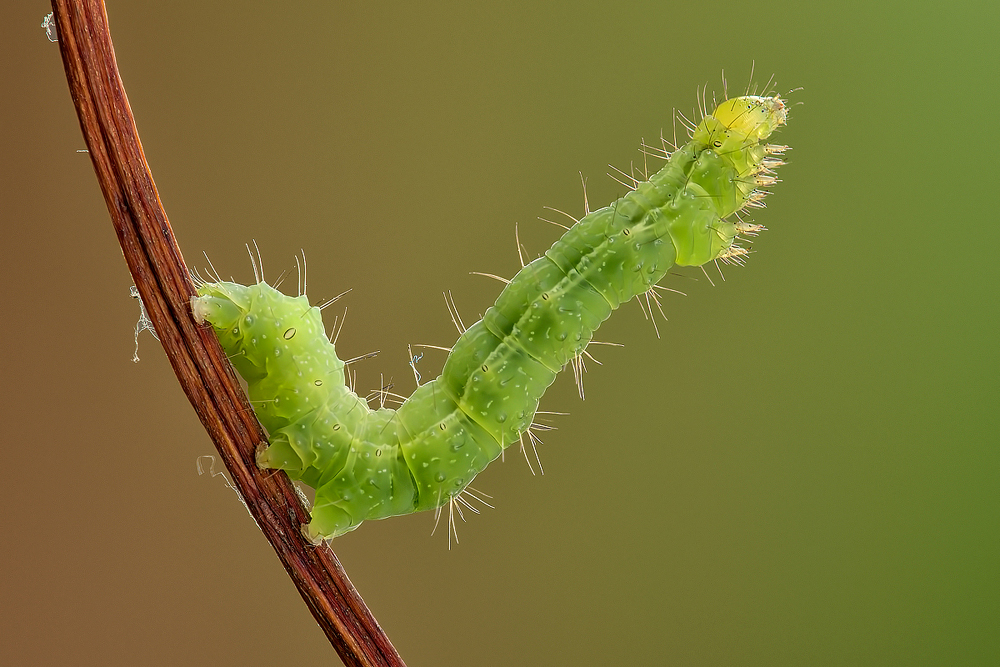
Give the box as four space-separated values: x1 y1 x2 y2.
193 94 789 540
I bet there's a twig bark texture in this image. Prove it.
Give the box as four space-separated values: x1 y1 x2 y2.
50 2 406 665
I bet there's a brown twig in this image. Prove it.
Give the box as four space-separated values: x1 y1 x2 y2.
50 2 405 665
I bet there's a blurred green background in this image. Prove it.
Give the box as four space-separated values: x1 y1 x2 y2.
2 1 997 665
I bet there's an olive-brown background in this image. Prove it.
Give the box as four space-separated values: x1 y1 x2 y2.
3 1 997 665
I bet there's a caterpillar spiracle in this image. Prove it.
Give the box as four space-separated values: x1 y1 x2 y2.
192 94 789 541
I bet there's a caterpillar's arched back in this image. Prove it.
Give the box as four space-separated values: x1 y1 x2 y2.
192 93 789 541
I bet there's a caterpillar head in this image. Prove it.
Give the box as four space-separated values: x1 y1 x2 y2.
677 95 787 266
712 95 786 142
693 95 786 158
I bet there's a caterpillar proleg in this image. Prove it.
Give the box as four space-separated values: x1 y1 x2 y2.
192 93 789 541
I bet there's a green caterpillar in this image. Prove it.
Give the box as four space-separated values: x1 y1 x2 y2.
192 94 789 541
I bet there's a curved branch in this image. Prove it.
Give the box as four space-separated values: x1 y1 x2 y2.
49 2 405 665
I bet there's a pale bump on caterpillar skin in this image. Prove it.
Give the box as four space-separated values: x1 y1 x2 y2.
192 92 790 542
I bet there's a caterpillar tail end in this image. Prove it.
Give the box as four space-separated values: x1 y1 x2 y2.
191 281 253 328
